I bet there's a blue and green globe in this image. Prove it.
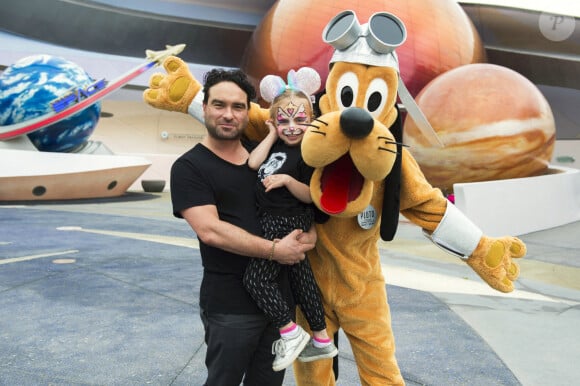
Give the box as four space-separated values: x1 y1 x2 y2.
0 54 101 152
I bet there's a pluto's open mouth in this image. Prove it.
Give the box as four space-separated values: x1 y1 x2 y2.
320 154 364 214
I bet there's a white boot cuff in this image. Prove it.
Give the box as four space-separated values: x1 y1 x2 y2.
187 91 205 124
423 203 483 259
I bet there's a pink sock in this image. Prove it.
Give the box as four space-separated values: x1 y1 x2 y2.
313 336 332 348
280 323 298 338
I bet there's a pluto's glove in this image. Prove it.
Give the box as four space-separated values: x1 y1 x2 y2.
425 203 526 293
143 56 201 115
467 235 526 293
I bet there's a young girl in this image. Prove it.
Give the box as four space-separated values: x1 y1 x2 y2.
243 67 338 372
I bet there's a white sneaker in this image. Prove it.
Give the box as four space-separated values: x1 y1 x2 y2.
271 326 311 371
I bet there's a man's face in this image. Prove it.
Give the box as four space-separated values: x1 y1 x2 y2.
203 81 249 140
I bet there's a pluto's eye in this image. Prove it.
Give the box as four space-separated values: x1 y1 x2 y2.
340 87 354 107
335 72 358 111
364 78 388 119
367 91 382 112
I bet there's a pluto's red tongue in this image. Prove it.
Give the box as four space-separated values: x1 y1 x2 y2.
320 155 354 214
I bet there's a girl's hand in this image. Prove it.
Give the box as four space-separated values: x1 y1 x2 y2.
265 119 278 135
263 174 289 192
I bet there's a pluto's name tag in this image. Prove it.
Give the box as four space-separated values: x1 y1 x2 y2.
357 205 377 230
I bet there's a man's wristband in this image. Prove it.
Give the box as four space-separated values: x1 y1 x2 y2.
268 240 278 260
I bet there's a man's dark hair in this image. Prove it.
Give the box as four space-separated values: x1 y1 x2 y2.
202 68 256 107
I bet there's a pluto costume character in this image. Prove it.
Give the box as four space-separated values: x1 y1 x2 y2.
143 10 526 385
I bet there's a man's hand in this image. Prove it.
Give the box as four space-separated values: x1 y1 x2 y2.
467 235 526 293
297 225 317 246
273 229 316 265
143 56 200 113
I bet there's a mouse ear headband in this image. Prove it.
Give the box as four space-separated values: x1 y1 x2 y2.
260 67 321 104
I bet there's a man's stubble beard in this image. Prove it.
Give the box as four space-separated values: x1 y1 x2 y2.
206 124 243 141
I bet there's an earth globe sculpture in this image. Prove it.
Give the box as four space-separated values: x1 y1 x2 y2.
0 54 101 152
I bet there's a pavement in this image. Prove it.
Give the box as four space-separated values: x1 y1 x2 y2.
0 191 579 386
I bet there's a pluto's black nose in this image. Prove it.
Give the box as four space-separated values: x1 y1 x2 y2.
339 107 374 139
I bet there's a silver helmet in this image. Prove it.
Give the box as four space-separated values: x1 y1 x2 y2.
322 10 407 71
322 10 444 148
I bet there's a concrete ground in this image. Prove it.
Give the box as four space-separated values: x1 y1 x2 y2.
1 191 578 385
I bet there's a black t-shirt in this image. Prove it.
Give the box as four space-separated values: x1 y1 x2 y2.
255 139 314 217
171 143 292 314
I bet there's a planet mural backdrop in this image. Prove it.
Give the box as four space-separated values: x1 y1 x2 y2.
403 63 556 192
240 0 555 190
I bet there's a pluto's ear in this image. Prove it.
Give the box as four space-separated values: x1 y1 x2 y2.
380 105 403 241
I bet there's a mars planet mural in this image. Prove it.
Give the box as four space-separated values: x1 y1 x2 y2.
241 0 486 99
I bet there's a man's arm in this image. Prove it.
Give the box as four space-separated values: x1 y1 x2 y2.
181 204 314 264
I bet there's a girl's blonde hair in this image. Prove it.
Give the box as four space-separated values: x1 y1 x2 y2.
269 89 314 121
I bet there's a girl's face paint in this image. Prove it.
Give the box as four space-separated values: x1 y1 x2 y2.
275 100 310 146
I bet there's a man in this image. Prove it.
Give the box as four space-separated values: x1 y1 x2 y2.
170 68 316 386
